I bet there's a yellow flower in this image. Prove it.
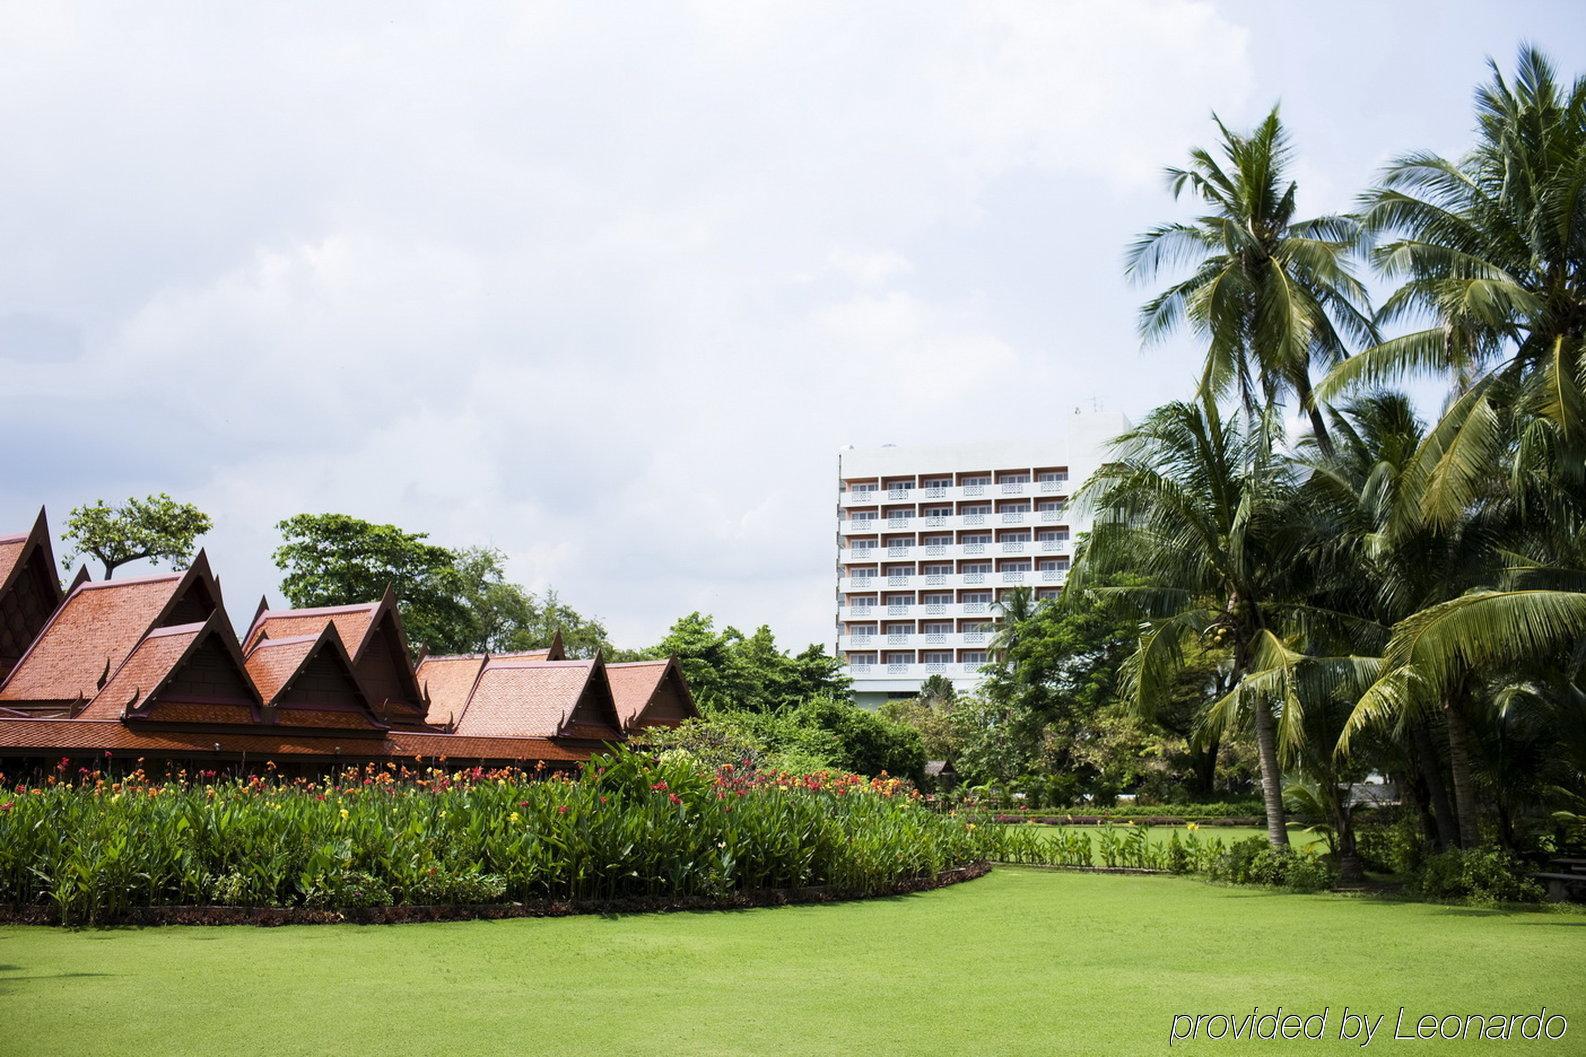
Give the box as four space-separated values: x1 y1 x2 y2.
509 811 521 824
966 823 977 831
1186 822 1199 831
339 808 349 820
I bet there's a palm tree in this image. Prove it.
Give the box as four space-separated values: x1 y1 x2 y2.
1298 394 1495 847
1076 398 1309 846
1321 46 1586 522
1317 47 1586 846
1128 107 1377 454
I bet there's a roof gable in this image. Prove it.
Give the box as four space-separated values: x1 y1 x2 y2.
0 552 221 708
243 587 424 723
244 625 384 731
0 509 65 675
606 658 698 731
80 612 261 725
449 657 622 741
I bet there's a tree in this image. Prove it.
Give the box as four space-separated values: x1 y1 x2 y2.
451 546 538 653
1128 106 1376 453
1078 398 1312 845
60 494 212 580
650 613 848 712
273 514 469 654
1317 48 1586 848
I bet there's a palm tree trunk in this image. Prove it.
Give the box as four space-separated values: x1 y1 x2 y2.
1410 721 1458 851
1251 697 1290 847
1193 731 1220 796
1442 699 1482 848
1332 796 1363 885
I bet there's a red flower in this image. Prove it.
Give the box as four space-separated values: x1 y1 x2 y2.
557 804 570 815
667 793 682 805
0 801 12 812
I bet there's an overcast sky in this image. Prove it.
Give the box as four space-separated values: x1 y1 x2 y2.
2 2 1583 651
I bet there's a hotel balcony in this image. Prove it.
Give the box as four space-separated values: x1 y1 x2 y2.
840 539 1072 564
845 661 989 679
839 631 992 651
840 510 1067 535
839 479 1069 508
838 601 996 620
839 570 1067 592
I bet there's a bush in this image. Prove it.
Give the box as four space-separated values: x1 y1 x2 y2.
0 749 980 924
1208 837 1336 891
1411 849 1544 905
1355 815 1430 875
635 699 925 781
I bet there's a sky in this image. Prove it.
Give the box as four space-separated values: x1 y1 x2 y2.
2 1 1583 651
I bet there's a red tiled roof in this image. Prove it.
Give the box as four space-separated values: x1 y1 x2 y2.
606 660 671 728
0 538 24 588
243 602 376 656
77 623 203 720
243 626 384 732
0 574 183 706
415 654 486 727
0 717 586 763
244 634 322 705
450 659 621 740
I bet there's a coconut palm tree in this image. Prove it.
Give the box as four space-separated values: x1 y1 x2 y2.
1076 398 1311 846
1321 45 1586 522
1297 394 1497 847
1317 47 1586 845
1128 106 1377 454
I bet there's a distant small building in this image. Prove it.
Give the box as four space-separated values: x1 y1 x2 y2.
923 759 957 790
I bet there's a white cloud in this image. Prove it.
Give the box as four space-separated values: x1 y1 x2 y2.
0 1 1265 647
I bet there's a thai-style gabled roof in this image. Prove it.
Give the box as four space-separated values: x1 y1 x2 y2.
447 656 623 742
243 624 385 732
78 611 262 726
0 552 222 710
605 657 699 731
0 509 65 678
243 586 426 726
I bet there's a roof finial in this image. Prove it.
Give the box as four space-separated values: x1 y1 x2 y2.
97 655 112 689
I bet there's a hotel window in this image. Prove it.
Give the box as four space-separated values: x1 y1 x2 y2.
923 622 953 635
923 592 953 605
883 651 913 664
961 475 990 486
1037 470 1068 483
961 591 992 603
1001 560 1032 572
923 651 954 664
1036 499 1065 512
960 651 988 665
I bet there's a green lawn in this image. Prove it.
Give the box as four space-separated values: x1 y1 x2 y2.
2 869 1581 1057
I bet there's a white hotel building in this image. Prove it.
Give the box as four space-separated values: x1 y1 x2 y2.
835 410 1128 708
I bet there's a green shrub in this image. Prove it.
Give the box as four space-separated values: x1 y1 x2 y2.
1355 815 1430 875
1208 837 1335 891
0 749 980 924
1411 849 1543 905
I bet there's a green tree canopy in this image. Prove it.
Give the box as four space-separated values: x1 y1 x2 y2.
274 513 470 654
61 494 213 580
651 612 848 712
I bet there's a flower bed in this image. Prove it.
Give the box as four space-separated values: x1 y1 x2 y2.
0 751 987 925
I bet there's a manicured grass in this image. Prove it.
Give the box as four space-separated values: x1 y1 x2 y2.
1 869 1581 1057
